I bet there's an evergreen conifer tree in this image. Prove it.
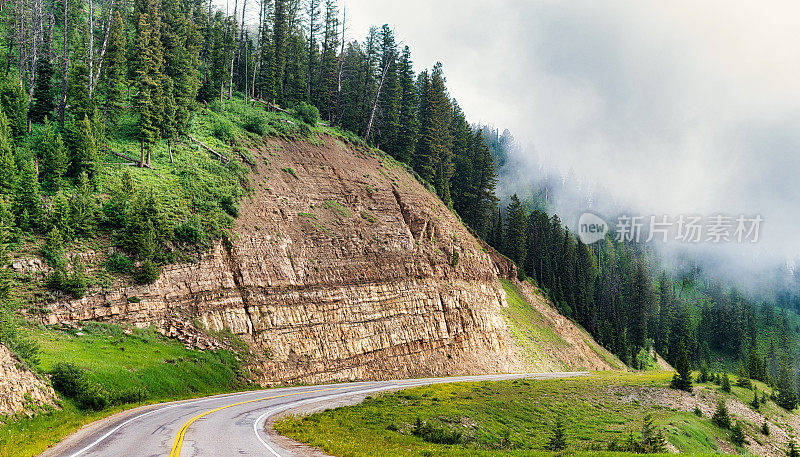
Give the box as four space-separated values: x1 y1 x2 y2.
12 160 43 232
0 112 14 193
671 341 693 391
546 418 567 451
0 77 28 137
39 118 68 192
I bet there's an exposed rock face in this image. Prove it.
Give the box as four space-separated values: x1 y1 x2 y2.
0 344 56 416
41 137 612 384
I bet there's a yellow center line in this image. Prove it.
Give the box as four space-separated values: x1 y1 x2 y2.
167 385 366 457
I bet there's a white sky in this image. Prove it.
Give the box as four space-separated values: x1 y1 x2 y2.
343 0 800 260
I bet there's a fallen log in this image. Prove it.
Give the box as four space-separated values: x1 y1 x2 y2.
253 99 293 115
187 135 230 164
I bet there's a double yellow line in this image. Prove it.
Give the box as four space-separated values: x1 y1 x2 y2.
168 385 360 457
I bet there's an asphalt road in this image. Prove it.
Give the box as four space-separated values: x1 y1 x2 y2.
40 372 587 457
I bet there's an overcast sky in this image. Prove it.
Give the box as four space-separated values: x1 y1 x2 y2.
343 0 800 261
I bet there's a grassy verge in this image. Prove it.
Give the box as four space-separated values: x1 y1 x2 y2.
275 372 745 456
0 322 251 457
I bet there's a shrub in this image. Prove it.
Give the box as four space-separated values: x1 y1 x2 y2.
65 257 88 298
762 420 769 435
294 102 320 125
789 441 800 457
411 418 462 445
46 258 88 298
693 406 703 417
213 118 235 143
174 217 206 246
220 194 239 218
107 252 133 274
281 167 297 178
135 259 161 284
243 112 268 135
50 362 85 398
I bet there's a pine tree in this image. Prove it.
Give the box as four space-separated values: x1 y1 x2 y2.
776 361 798 411
65 115 97 182
721 373 731 392
70 172 98 237
66 34 94 122
545 418 567 451
30 56 56 123
395 46 418 164
42 227 66 266
730 421 745 446
161 0 201 133
503 194 527 272
670 341 693 391
761 420 769 435
0 77 28 137
641 414 667 453
12 160 43 232
712 398 730 429
99 11 127 122
751 388 760 409
0 112 14 193
39 119 68 192
271 0 290 103
132 0 166 165
49 191 73 238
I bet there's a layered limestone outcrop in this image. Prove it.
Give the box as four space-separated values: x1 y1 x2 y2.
0 344 56 416
41 136 615 384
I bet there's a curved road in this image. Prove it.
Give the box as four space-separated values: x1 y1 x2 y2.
41 372 586 457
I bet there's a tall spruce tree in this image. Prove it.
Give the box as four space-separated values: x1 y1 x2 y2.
504 194 527 272
0 112 14 193
38 119 68 192
100 11 127 122
670 341 693 391
132 0 166 165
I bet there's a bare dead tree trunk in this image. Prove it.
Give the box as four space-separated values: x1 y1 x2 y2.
88 0 94 95
250 0 263 100
363 53 392 142
227 0 238 99
58 0 69 123
140 139 146 167
333 6 345 126
16 0 25 86
92 0 116 96
28 0 44 103
234 0 247 95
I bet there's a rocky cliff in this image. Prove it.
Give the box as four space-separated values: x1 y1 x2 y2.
0 344 56 416
40 136 617 384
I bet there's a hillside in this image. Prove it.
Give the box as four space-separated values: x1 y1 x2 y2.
23 125 620 385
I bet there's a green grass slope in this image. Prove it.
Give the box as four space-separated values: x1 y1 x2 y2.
275 372 756 456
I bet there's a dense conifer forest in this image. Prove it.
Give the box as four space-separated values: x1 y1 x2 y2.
1 0 800 403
